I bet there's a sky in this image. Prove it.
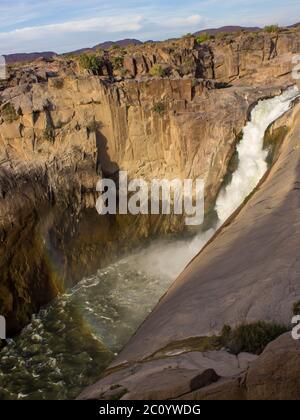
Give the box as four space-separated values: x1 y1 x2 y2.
0 0 300 55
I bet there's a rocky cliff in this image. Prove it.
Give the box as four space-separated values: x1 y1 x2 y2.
1 28 300 335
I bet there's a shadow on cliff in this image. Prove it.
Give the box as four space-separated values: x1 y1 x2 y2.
94 123 120 184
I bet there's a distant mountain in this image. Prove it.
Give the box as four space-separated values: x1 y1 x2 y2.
194 25 260 36
4 51 56 64
94 39 142 49
288 22 300 28
70 39 143 55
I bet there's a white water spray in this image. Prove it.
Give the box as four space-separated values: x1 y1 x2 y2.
216 86 300 222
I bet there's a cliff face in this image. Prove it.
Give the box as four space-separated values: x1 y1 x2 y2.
1 28 300 334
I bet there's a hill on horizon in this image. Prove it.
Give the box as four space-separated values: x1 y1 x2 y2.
4 51 57 64
194 25 260 36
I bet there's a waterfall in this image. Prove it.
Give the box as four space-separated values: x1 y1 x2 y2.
136 86 300 279
216 86 300 222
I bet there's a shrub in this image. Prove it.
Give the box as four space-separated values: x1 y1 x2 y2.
86 120 102 134
51 78 64 89
192 78 198 87
181 58 195 75
264 24 280 33
293 301 300 316
62 53 76 60
79 54 103 75
43 127 55 142
120 68 129 78
153 101 166 116
196 33 212 44
149 64 167 78
216 32 227 40
183 33 194 39
1 102 18 123
112 56 124 71
220 321 289 355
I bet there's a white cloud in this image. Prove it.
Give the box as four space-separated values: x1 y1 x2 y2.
163 14 205 28
2 15 143 39
0 15 144 54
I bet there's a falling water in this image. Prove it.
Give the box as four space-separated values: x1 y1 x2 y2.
216 86 300 221
0 86 299 400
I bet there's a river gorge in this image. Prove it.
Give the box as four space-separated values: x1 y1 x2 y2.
1 27 300 400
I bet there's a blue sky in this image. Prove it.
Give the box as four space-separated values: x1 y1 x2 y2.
0 0 300 54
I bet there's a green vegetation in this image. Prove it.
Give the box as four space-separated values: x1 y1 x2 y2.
153 101 166 116
216 32 227 40
192 78 198 88
183 32 194 39
181 57 195 75
62 53 77 60
43 127 55 142
149 321 288 361
264 24 280 33
249 31 261 38
86 120 102 134
149 64 168 78
79 54 103 75
196 33 212 44
1 102 18 123
293 301 300 316
220 322 289 355
51 78 64 89
112 55 124 71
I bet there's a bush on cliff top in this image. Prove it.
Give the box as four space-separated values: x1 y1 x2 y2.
182 33 194 39
112 55 124 71
196 33 212 44
79 54 103 75
264 24 280 33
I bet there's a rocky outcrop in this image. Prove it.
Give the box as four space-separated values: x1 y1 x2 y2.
79 332 300 400
78 349 253 400
183 333 300 400
99 29 300 82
